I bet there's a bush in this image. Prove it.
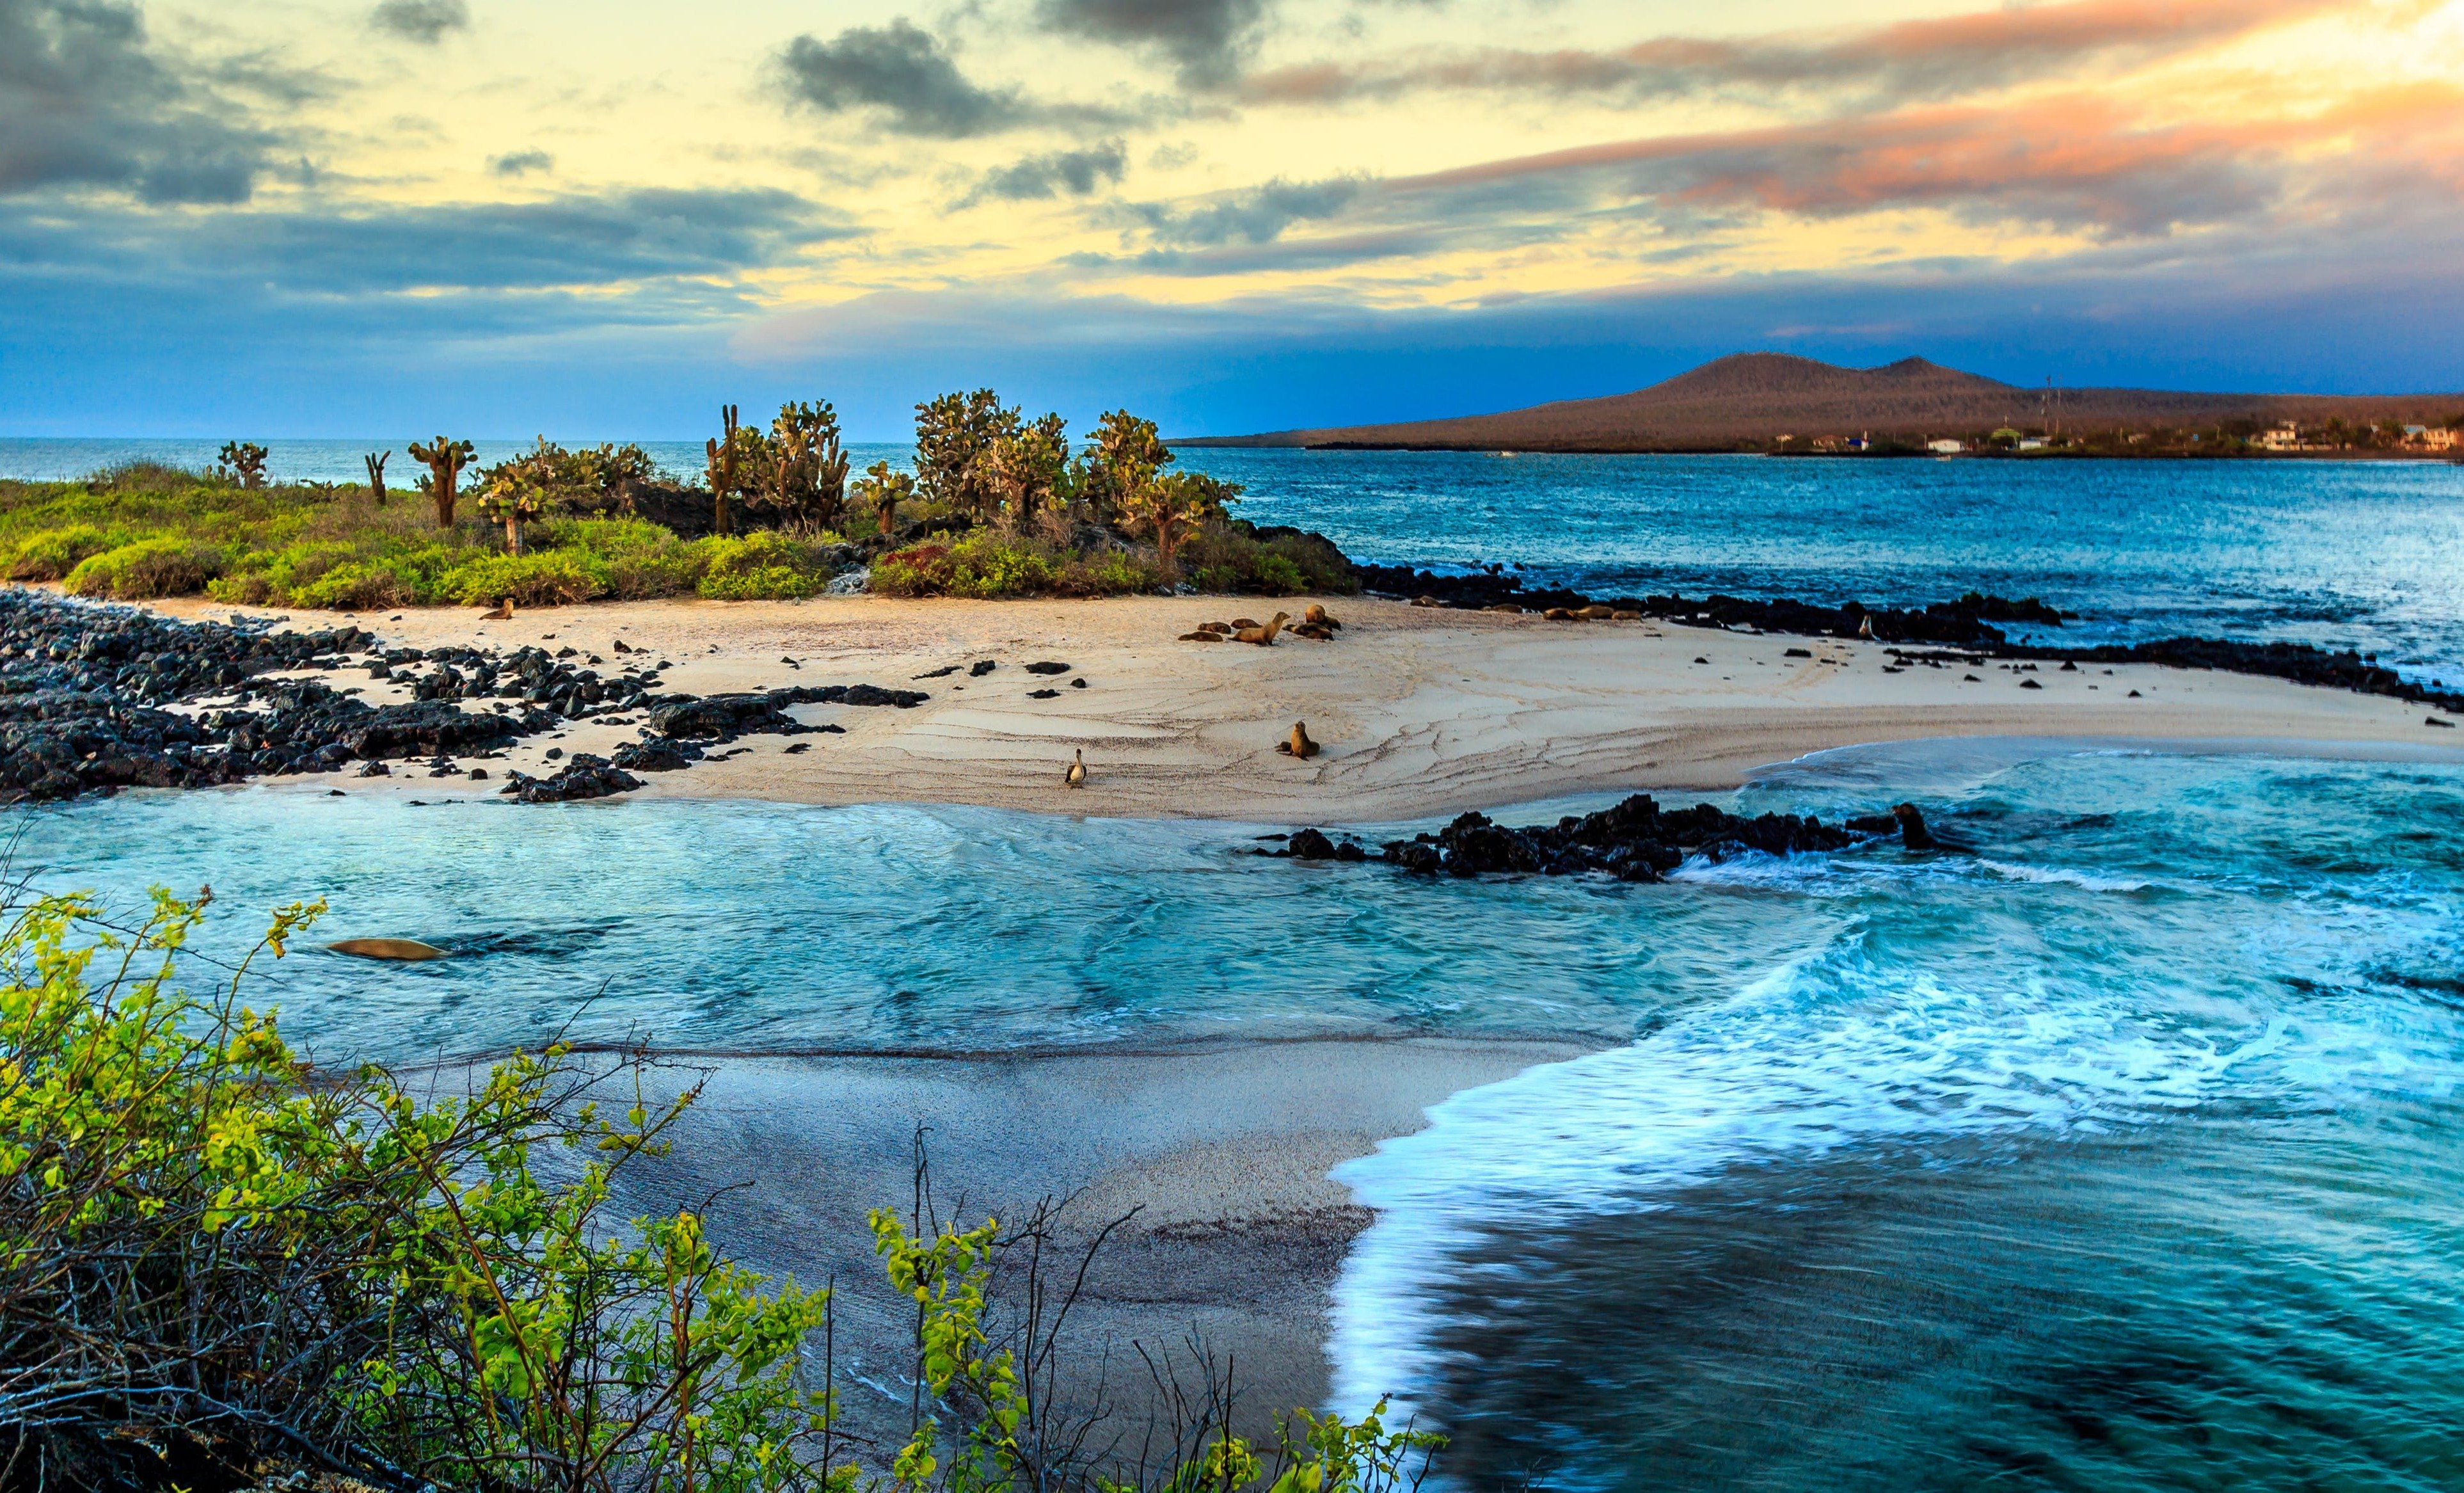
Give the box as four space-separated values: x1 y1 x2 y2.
1057 547 1162 598
1182 525 1356 596
541 516 708 600
292 559 420 610
0 888 1442 1492
695 530 827 600
63 538 221 599
5 524 109 581
443 549 607 606
871 531 1061 599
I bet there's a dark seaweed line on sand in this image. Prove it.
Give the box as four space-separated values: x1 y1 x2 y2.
1353 563 2464 721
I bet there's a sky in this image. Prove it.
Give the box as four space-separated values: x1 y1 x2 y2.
2 0 2460 439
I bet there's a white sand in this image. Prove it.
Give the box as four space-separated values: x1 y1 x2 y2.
154 593 2445 821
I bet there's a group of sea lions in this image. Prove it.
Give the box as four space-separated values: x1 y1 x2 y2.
1179 603 1344 644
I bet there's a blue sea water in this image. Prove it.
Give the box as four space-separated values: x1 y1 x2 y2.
8 438 2464 1487
8 742 2464 1489
4 438 2460 676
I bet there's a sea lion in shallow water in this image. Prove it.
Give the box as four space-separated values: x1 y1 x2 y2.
330 938 448 962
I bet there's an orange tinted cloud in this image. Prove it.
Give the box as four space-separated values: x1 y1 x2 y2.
1383 81 2464 234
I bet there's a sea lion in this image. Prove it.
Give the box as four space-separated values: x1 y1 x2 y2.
1202 622 1232 634
479 600 513 621
1578 604 1617 620
1230 617 1261 630
1179 631 1228 642
329 938 448 962
1233 612 1290 646
1276 721 1321 759
1303 604 1342 629
1290 624 1333 641
1065 748 1086 788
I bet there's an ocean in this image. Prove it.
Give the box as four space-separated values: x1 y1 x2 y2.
6 443 2463 1488
4 439 2460 678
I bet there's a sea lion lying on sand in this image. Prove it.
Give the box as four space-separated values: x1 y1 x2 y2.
1179 621 1234 642
1233 613 1290 645
1303 604 1342 629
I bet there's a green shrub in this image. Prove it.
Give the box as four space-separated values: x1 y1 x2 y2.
443 549 607 606
5 524 109 580
293 559 420 610
540 516 707 599
1058 547 1161 597
871 531 1063 599
0 887 1440 1493
1181 525 1356 596
870 538 957 596
63 538 222 599
695 530 827 600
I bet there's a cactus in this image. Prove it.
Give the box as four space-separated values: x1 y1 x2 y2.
407 437 475 527
478 473 552 554
704 404 743 536
217 442 269 490
854 459 916 538
363 451 389 507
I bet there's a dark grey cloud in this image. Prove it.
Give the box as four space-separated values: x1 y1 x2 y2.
489 148 553 177
0 186 857 303
1241 0 2339 108
965 140 1127 205
1132 175 1363 246
1035 0 1268 88
0 0 279 204
370 0 468 45
776 20 1026 138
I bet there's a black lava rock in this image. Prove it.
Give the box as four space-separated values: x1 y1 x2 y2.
501 753 642 803
1317 793 1885 882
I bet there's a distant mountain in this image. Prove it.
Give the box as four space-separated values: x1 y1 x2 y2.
1179 353 2464 451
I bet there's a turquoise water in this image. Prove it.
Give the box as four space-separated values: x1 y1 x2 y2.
10 434 2464 1485
7 440 2460 675
11 744 2464 1487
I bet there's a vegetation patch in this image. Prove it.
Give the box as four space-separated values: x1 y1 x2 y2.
0 397 1359 609
0 887 1441 1492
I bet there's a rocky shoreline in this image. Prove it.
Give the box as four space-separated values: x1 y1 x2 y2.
0 590 927 805
1351 564 2464 719
1271 792 1936 880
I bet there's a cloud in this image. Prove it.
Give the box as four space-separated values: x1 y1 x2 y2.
1035 0 1269 88
1243 0 2341 106
776 20 1028 138
489 148 553 177
1383 86 2464 238
964 140 1127 204
370 0 468 45
0 0 280 204
1 186 857 303
1132 175 1365 245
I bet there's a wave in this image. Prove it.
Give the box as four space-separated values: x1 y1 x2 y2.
1324 902 2390 1420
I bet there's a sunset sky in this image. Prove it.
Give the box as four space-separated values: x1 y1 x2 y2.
4 0 2460 437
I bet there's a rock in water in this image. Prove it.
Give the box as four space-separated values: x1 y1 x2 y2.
329 937 448 961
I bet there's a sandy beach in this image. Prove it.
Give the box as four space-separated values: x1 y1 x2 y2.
491 1037 1594 1449
128 589 2455 1457
153 592 2447 822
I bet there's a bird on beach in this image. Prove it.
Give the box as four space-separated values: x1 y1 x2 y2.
1065 749 1086 788
479 599 513 621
